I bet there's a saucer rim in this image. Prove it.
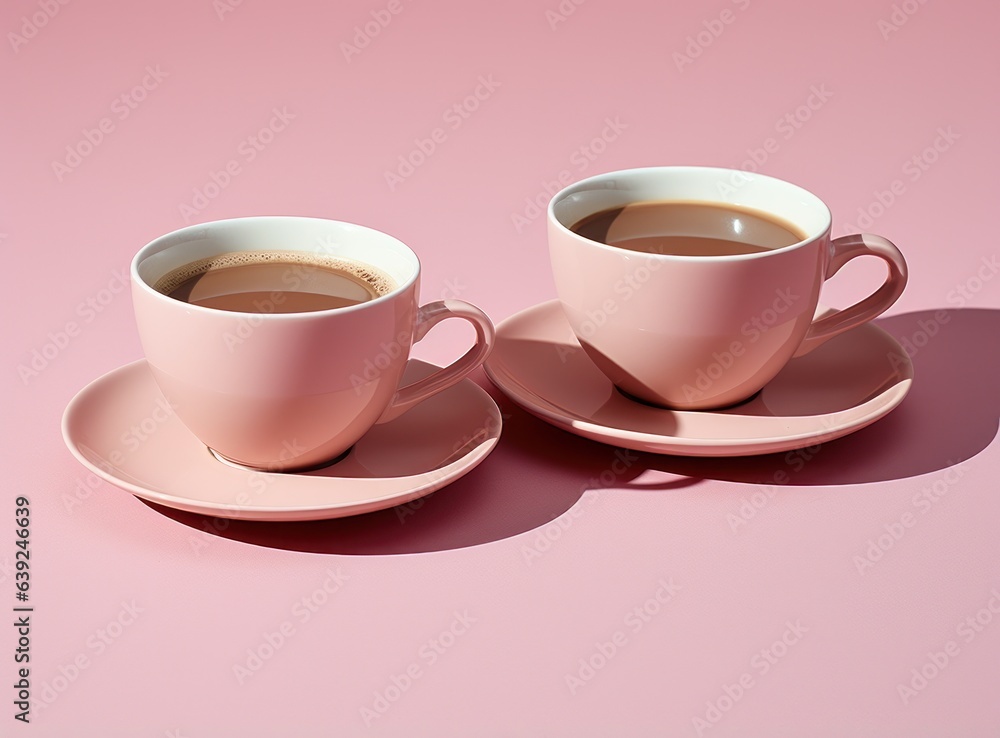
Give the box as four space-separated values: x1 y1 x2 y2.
484 300 914 456
62 359 502 520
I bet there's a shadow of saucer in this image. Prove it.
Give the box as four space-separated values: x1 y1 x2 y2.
145 372 701 555
657 308 999 486
145 309 995 550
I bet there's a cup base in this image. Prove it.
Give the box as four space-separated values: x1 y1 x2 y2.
207 447 353 474
613 385 762 412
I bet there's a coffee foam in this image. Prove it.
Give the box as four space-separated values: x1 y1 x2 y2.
152 250 397 297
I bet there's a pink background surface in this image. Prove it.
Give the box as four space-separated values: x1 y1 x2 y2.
3 0 998 735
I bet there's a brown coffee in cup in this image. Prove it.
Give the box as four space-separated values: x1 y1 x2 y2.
570 200 807 256
153 250 395 313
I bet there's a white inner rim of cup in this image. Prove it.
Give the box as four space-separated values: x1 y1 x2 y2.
132 216 420 313
549 166 832 251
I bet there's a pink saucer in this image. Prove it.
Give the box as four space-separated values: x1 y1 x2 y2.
484 301 913 456
62 360 502 521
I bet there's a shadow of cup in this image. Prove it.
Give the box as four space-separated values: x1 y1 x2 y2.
658 308 999 486
148 308 997 552
147 374 701 554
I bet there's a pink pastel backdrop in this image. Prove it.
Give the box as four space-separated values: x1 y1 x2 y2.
3 0 999 735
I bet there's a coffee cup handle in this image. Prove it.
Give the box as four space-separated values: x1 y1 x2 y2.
376 299 496 424
793 233 908 357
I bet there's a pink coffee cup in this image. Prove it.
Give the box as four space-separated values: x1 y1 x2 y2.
131 216 495 471
548 166 908 410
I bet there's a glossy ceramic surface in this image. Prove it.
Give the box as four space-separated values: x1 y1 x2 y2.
132 216 494 470
62 359 502 521
548 167 907 409
484 301 913 456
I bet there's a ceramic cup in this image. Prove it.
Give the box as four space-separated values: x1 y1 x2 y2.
548 166 908 410
132 216 495 471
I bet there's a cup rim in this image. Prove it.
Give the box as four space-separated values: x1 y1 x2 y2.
130 215 419 318
547 166 834 260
